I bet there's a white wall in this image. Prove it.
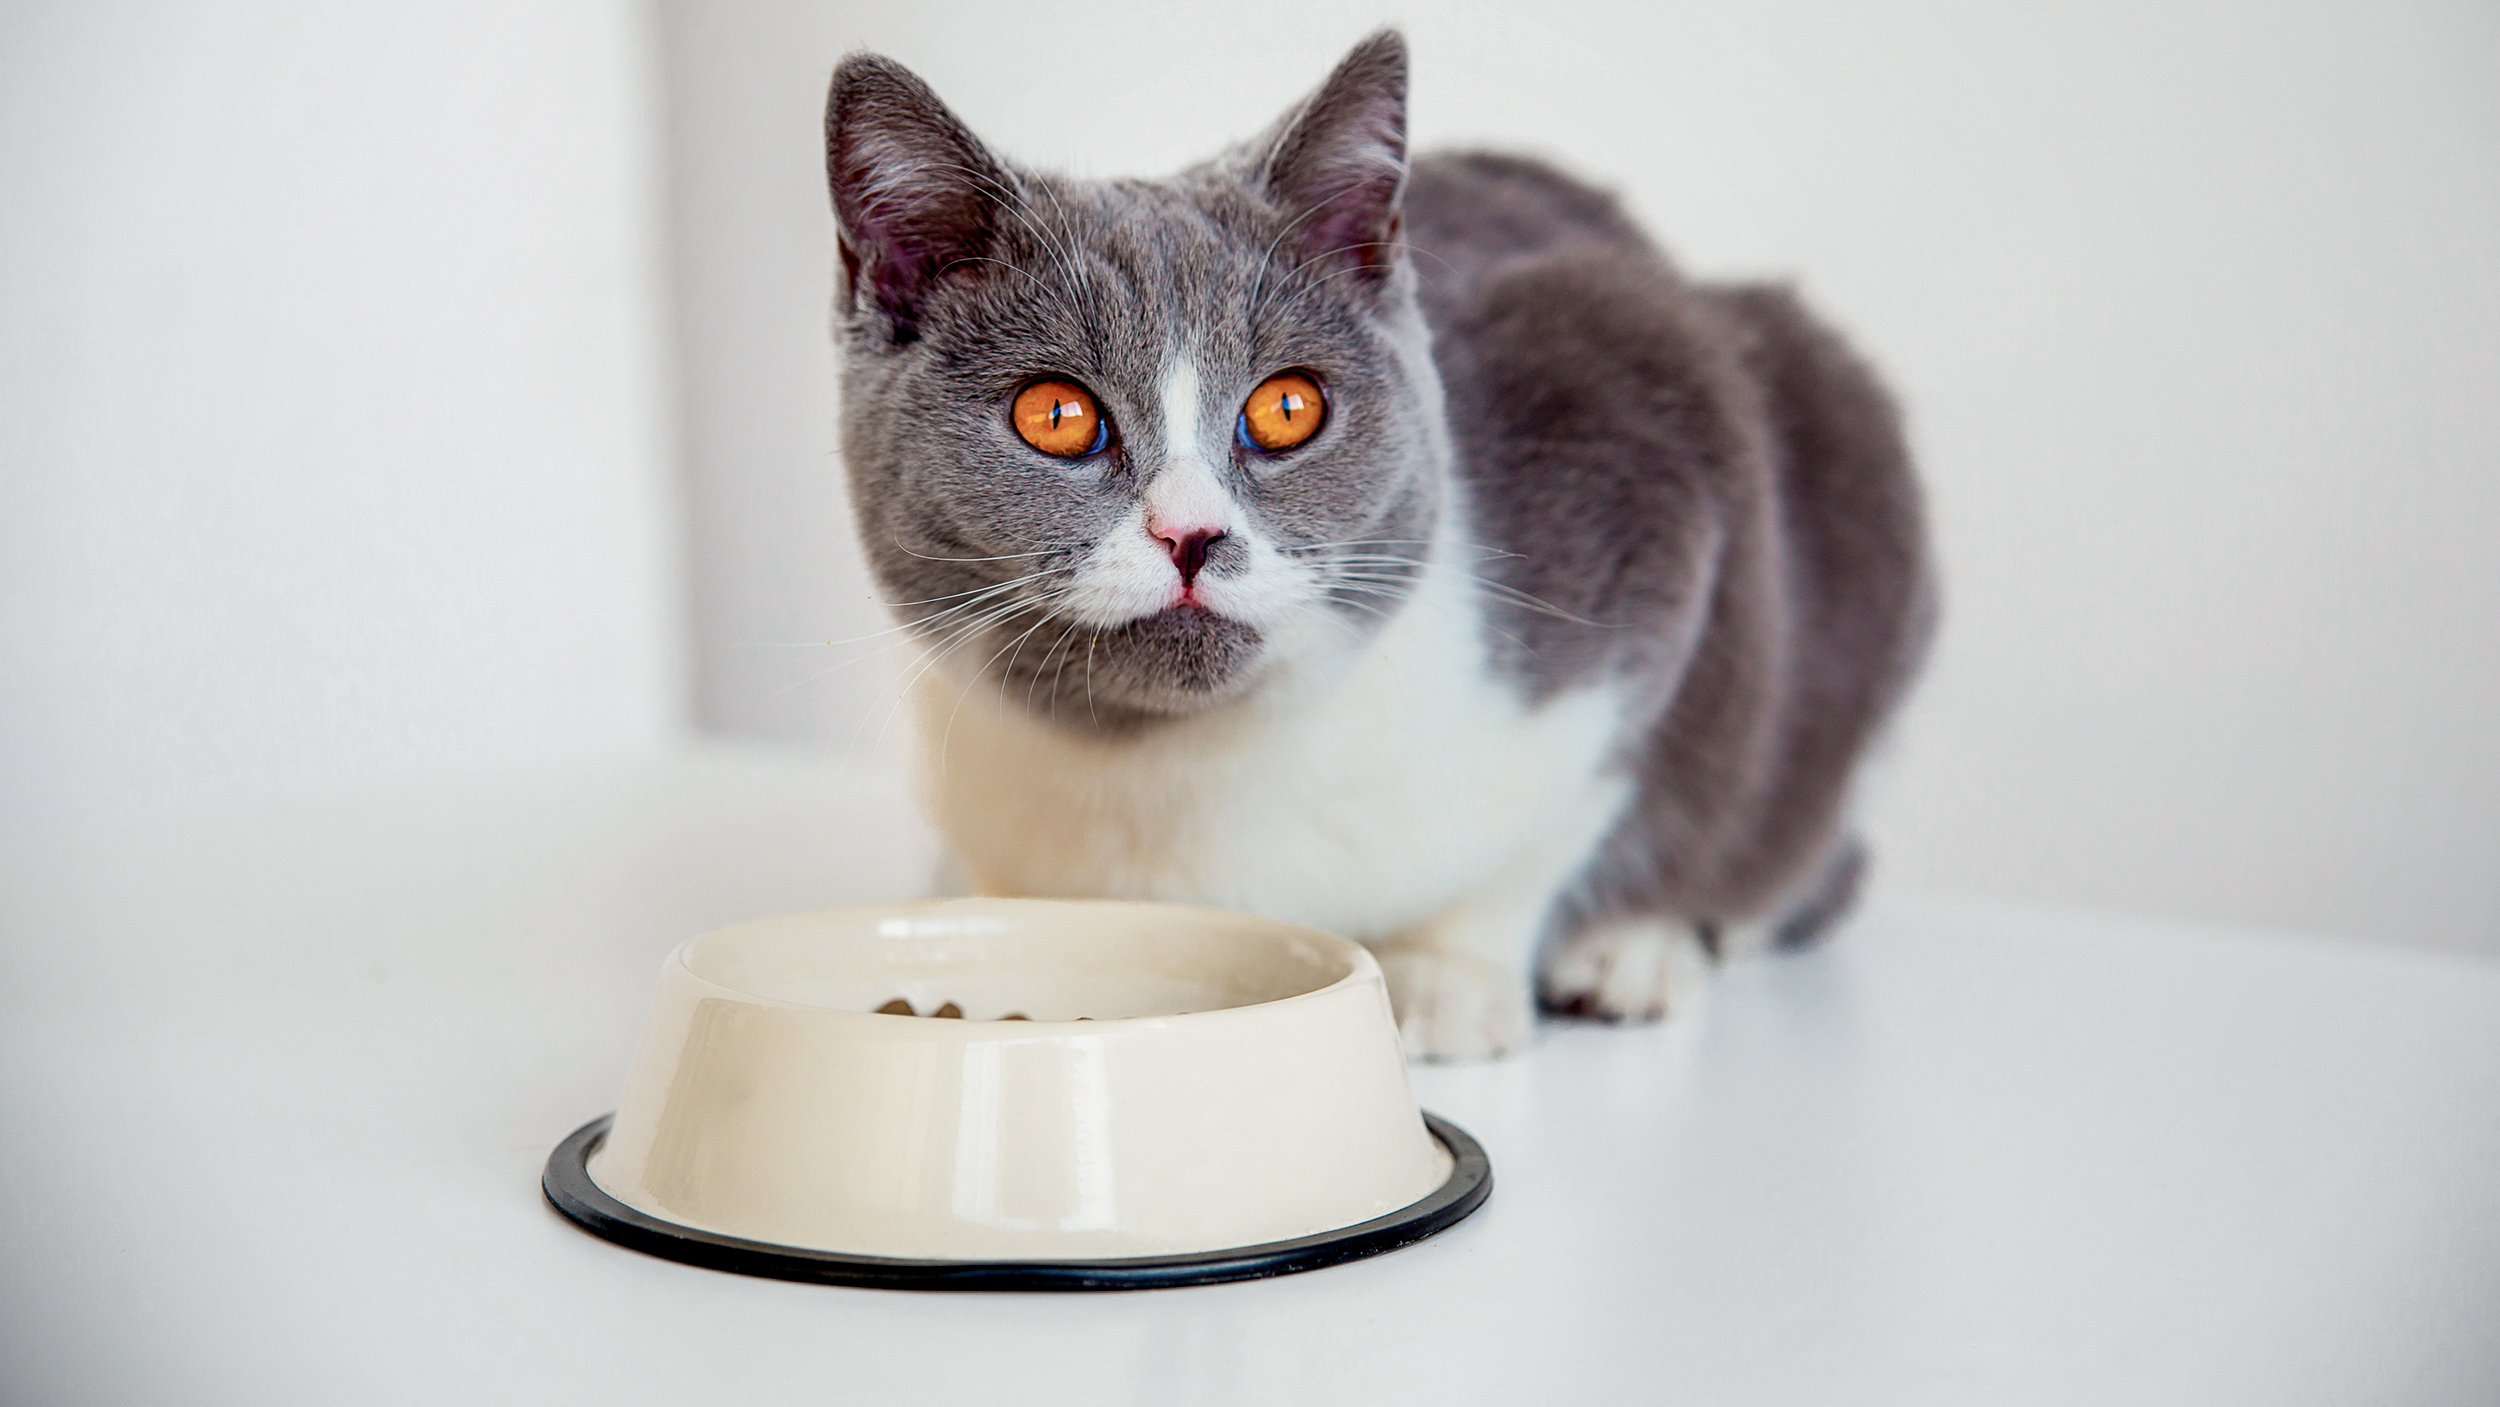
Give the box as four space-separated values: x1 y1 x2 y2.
15 3 2482 955
658 0 2500 956
0 0 685 829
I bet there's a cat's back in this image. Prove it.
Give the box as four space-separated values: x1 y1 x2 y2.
1403 151 1665 291
1401 151 1772 686
1402 148 1932 928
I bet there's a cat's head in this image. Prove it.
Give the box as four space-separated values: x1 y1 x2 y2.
825 31 1445 730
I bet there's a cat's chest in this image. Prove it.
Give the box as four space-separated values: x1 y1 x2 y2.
913 564 1626 939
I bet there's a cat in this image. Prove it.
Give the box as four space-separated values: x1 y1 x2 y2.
822 30 1933 1059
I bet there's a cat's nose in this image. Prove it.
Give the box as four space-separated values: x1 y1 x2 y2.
1157 527 1226 588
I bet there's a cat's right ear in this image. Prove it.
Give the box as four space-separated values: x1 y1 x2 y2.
824 54 1006 340
1256 30 1410 292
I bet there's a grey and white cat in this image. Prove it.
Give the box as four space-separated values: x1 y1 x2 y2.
824 31 1933 1059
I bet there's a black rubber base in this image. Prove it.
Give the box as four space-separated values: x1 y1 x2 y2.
543 1111 1490 1292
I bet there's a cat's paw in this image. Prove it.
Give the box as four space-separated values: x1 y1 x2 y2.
1539 918 1711 1023
1373 948 1533 1062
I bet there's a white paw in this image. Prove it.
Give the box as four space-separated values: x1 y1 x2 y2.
1373 948 1533 1062
1540 918 1711 1023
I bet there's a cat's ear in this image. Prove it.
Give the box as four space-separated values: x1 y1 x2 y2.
1257 30 1410 290
824 54 1007 338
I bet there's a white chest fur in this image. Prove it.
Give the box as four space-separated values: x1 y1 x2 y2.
908 544 1629 942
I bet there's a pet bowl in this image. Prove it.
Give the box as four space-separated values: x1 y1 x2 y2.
544 899 1489 1290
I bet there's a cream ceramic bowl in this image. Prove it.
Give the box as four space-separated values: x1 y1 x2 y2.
567 899 1468 1272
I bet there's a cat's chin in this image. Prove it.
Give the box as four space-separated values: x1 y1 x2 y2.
1021 604 1269 731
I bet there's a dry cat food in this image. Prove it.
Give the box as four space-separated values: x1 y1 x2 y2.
875 997 1076 1021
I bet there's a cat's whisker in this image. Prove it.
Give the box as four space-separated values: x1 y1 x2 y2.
1279 537 1436 553
1027 616 1087 717
928 163 1092 314
884 564 1073 610
877 575 1083 645
992 169 1103 329
940 602 1070 774
1083 632 1098 727
1306 557 1432 572
892 541 1079 565
864 584 1087 756
1315 556 1617 628
758 633 937 701
850 590 1055 753
884 599 1036 697
1319 579 1537 654
831 586 1045 665
1019 176 1106 327
934 255 1055 297
1462 579 1618 628
858 612 1016 755
1393 237 1461 281
1249 190 1423 325
760 650 881 701
1252 228 1454 324
740 573 1064 658
992 597 1075 698
1287 241 1455 301
743 639 874 650
1247 180 1372 318
1283 539 1522 563
758 584 1066 697
906 585 1077 676
1318 589 1396 623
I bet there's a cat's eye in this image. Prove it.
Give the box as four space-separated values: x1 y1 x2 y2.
1012 379 1109 458
1238 371 1327 453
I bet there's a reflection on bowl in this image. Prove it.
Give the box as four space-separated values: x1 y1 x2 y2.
584 899 1455 1262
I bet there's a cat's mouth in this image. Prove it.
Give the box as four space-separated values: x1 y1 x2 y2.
991 601 1267 726
1111 602 1258 668
1161 597 1224 623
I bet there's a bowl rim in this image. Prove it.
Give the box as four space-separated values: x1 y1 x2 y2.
544 1110 1492 1291
663 897 1384 1031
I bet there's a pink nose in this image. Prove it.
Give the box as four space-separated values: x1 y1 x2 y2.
1157 527 1225 588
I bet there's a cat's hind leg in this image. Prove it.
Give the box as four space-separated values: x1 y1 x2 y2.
1707 831 1870 959
1536 832 1866 1021
1768 831 1866 949
1538 916 1712 1022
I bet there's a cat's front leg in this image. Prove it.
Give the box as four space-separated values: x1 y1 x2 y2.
1371 918 1538 1063
1368 781 1634 1061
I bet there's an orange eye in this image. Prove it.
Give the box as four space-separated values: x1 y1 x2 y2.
1012 379 1107 457
1239 371 1326 452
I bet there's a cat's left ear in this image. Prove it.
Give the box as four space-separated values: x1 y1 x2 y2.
824 53 1008 340
1257 29 1409 291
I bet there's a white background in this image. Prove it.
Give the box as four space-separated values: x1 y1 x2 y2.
0 0 684 825
5 1 2497 955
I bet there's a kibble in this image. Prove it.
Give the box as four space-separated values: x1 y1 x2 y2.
872 997 1075 1021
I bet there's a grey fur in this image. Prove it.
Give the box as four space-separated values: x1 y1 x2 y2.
826 41 1440 731
1402 150 1935 944
824 31 1931 950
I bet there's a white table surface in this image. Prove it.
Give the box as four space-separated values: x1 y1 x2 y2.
4 747 2496 1405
